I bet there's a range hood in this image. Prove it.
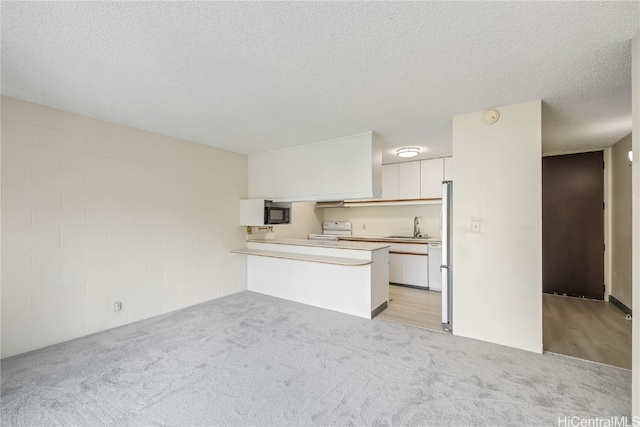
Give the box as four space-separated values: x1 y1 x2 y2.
314 200 345 208
316 200 344 208
316 199 442 208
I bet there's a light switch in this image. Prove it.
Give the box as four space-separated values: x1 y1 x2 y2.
471 221 481 233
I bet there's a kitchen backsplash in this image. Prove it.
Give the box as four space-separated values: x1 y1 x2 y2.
324 204 442 238
247 202 442 240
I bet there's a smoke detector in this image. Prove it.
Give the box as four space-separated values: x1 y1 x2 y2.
482 109 500 124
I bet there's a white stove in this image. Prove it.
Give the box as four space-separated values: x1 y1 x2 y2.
309 221 352 241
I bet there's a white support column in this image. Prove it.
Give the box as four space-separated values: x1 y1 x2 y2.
452 100 543 354
631 27 639 418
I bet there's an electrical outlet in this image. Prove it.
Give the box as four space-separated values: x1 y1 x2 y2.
362 224 366 230
114 301 122 312
471 221 481 233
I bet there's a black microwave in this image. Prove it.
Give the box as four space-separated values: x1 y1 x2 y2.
264 206 290 224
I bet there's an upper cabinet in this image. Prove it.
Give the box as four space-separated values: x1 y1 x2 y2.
381 162 420 201
376 157 451 203
398 161 421 199
381 164 399 200
248 132 382 202
444 156 453 181
420 158 444 199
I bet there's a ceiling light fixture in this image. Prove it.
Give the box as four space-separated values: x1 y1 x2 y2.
396 147 420 158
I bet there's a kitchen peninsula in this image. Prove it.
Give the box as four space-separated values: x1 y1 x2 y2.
231 239 390 319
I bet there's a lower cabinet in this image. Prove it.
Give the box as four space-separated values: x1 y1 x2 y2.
402 254 428 287
389 253 403 283
389 253 428 288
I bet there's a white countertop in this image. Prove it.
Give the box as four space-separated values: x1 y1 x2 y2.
231 248 373 266
339 236 442 244
248 238 390 251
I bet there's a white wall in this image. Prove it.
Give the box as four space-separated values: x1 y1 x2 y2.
610 134 632 309
452 100 542 354
324 204 442 238
631 27 639 419
0 97 248 359
1 104 3 360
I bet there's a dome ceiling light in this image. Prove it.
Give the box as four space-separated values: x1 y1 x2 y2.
396 147 420 158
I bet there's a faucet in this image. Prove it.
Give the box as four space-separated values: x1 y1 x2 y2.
414 216 420 238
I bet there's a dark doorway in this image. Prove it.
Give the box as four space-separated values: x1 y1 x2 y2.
542 151 604 299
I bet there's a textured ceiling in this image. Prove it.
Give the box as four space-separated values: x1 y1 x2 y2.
2 2 639 163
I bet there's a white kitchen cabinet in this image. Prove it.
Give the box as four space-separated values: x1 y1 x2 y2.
389 253 403 283
444 156 453 181
249 132 382 202
381 164 399 201
356 157 446 204
388 243 428 255
381 161 420 201
402 254 428 288
420 158 444 199
398 161 421 199
388 242 429 288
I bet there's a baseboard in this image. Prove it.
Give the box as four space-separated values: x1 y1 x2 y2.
371 301 387 318
390 282 430 291
609 295 632 316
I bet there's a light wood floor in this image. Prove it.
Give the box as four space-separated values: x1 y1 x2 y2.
543 293 632 369
378 285 444 332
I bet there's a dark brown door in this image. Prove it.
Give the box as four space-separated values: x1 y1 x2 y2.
542 151 604 299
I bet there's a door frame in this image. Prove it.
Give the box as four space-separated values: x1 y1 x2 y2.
604 147 612 302
541 148 610 301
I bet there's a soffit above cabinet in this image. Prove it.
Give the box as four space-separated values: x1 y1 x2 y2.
249 132 382 202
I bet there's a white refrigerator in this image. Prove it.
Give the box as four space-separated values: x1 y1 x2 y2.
441 181 453 332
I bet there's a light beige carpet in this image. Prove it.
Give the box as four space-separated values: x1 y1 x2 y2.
1 291 631 426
